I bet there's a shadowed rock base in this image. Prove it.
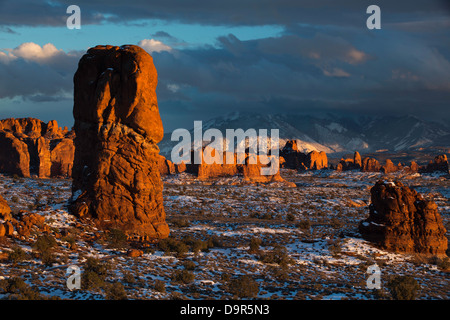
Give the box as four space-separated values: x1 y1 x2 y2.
359 180 448 256
69 45 169 241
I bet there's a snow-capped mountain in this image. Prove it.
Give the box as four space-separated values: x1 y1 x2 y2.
158 112 450 159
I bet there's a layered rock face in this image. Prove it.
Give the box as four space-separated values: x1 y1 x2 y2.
280 140 328 170
359 180 448 255
0 118 74 178
70 45 169 240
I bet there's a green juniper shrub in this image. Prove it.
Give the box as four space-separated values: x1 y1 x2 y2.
105 282 128 300
153 279 166 293
107 228 128 249
8 246 28 265
0 277 48 300
82 257 111 291
227 275 259 299
258 244 294 267
33 234 57 266
248 237 262 254
171 269 195 284
158 237 188 256
387 275 421 300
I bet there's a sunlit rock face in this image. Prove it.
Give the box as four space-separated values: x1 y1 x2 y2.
70 45 169 241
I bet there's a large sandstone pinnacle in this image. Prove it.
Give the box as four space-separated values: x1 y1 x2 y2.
69 45 170 240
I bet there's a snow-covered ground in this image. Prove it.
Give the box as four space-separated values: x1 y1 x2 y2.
0 169 448 300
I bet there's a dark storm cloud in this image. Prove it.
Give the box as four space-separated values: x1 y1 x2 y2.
0 0 449 129
0 0 449 27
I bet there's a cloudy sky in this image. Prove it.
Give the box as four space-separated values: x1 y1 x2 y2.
0 0 449 131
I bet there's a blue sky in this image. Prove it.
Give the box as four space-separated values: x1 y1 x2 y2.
0 1 449 131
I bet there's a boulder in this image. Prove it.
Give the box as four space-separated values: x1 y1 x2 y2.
69 44 170 241
359 180 448 255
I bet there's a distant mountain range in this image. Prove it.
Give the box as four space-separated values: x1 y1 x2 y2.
158 112 450 159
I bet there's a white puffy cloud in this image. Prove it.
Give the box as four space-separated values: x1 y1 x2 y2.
0 42 82 99
138 39 172 54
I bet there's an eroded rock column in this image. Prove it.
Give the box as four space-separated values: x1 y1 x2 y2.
70 45 169 240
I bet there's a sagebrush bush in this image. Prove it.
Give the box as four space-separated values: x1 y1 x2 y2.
387 275 420 300
227 275 259 298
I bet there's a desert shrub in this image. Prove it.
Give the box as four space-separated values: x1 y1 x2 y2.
296 219 311 230
258 244 294 267
105 282 127 300
191 239 209 253
248 237 262 254
227 275 259 298
206 235 223 248
8 246 28 264
153 279 166 293
171 269 195 284
33 234 57 266
171 218 191 228
0 277 45 300
286 212 296 222
107 228 128 249
387 275 420 300
122 271 136 285
82 257 111 291
158 237 188 256
328 240 342 256
183 260 196 271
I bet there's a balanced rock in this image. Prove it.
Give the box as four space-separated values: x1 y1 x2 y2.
70 45 170 240
359 180 448 255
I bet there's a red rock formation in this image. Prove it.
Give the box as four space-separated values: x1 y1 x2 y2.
381 159 398 174
336 152 362 171
0 131 31 177
157 154 176 176
306 150 328 170
280 140 327 170
424 154 449 173
0 118 74 178
362 157 382 172
70 45 169 241
0 195 11 222
359 180 448 255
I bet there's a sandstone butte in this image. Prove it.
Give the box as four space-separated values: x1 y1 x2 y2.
280 140 328 170
181 144 294 185
359 180 448 256
0 118 74 178
69 44 169 241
